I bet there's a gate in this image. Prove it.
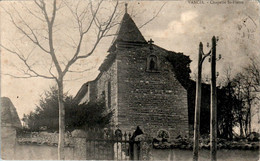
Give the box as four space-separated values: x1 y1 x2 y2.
85 128 142 160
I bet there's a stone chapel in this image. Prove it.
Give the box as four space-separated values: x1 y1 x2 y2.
74 8 189 139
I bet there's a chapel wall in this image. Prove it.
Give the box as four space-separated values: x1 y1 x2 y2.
95 61 118 126
116 46 189 139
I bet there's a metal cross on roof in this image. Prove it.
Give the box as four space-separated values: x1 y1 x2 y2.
125 3 128 13
148 38 154 50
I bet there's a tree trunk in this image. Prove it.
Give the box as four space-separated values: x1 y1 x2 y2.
248 104 251 134
245 90 252 136
58 79 65 160
228 84 233 140
228 120 233 140
245 109 249 136
237 99 244 137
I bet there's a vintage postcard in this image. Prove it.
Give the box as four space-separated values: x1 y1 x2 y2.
1 0 259 160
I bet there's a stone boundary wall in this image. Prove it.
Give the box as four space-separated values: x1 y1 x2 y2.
13 130 152 160
14 144 74 160
8 132 87 160
15 137 86 160
17 132 73 147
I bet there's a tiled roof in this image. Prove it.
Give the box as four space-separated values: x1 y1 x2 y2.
73 83 89 105
108 13 147 52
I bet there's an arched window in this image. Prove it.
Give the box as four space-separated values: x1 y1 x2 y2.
147 55 159 72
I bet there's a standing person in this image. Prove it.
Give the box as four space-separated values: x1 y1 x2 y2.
129 126 143 160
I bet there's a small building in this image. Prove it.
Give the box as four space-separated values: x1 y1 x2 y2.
1 97 22 159
74 9 189 139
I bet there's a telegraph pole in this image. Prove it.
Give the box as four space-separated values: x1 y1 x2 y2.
193 43 203 161
193 36 220 161
210 36 217 161
193 42 211 161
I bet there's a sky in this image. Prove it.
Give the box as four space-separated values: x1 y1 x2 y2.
1 0 259 124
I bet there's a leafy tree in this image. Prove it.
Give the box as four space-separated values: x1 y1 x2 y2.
166 52 192 89
66 101 113 131
22 87 112 132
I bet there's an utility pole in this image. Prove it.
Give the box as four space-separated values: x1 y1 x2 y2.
193 36 220 161
193 43 203 161
193 42 211 161
210 36 217 161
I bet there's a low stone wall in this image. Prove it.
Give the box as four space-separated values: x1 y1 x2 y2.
12 132 86 160
1 130 68 160
17 132 73 147
14 144 74 160
153 138 260 150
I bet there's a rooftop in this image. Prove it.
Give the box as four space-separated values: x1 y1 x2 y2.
108 11 147 52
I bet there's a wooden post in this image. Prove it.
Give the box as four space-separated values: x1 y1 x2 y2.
193 42 203 161
210 36 217 161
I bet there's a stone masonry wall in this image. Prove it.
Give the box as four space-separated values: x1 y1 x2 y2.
89 81 97 102
115 46 189 140
95 61 118 126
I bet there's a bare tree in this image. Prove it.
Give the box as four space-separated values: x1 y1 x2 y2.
1 0 120 159
244 56 260 99
231 56 260 136
241 56 260 134
1 0 164 159
232 73 246 137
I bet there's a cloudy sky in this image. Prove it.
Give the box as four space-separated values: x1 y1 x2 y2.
1 0 259 120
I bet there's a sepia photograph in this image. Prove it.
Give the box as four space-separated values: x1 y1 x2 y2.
0 0 259 160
